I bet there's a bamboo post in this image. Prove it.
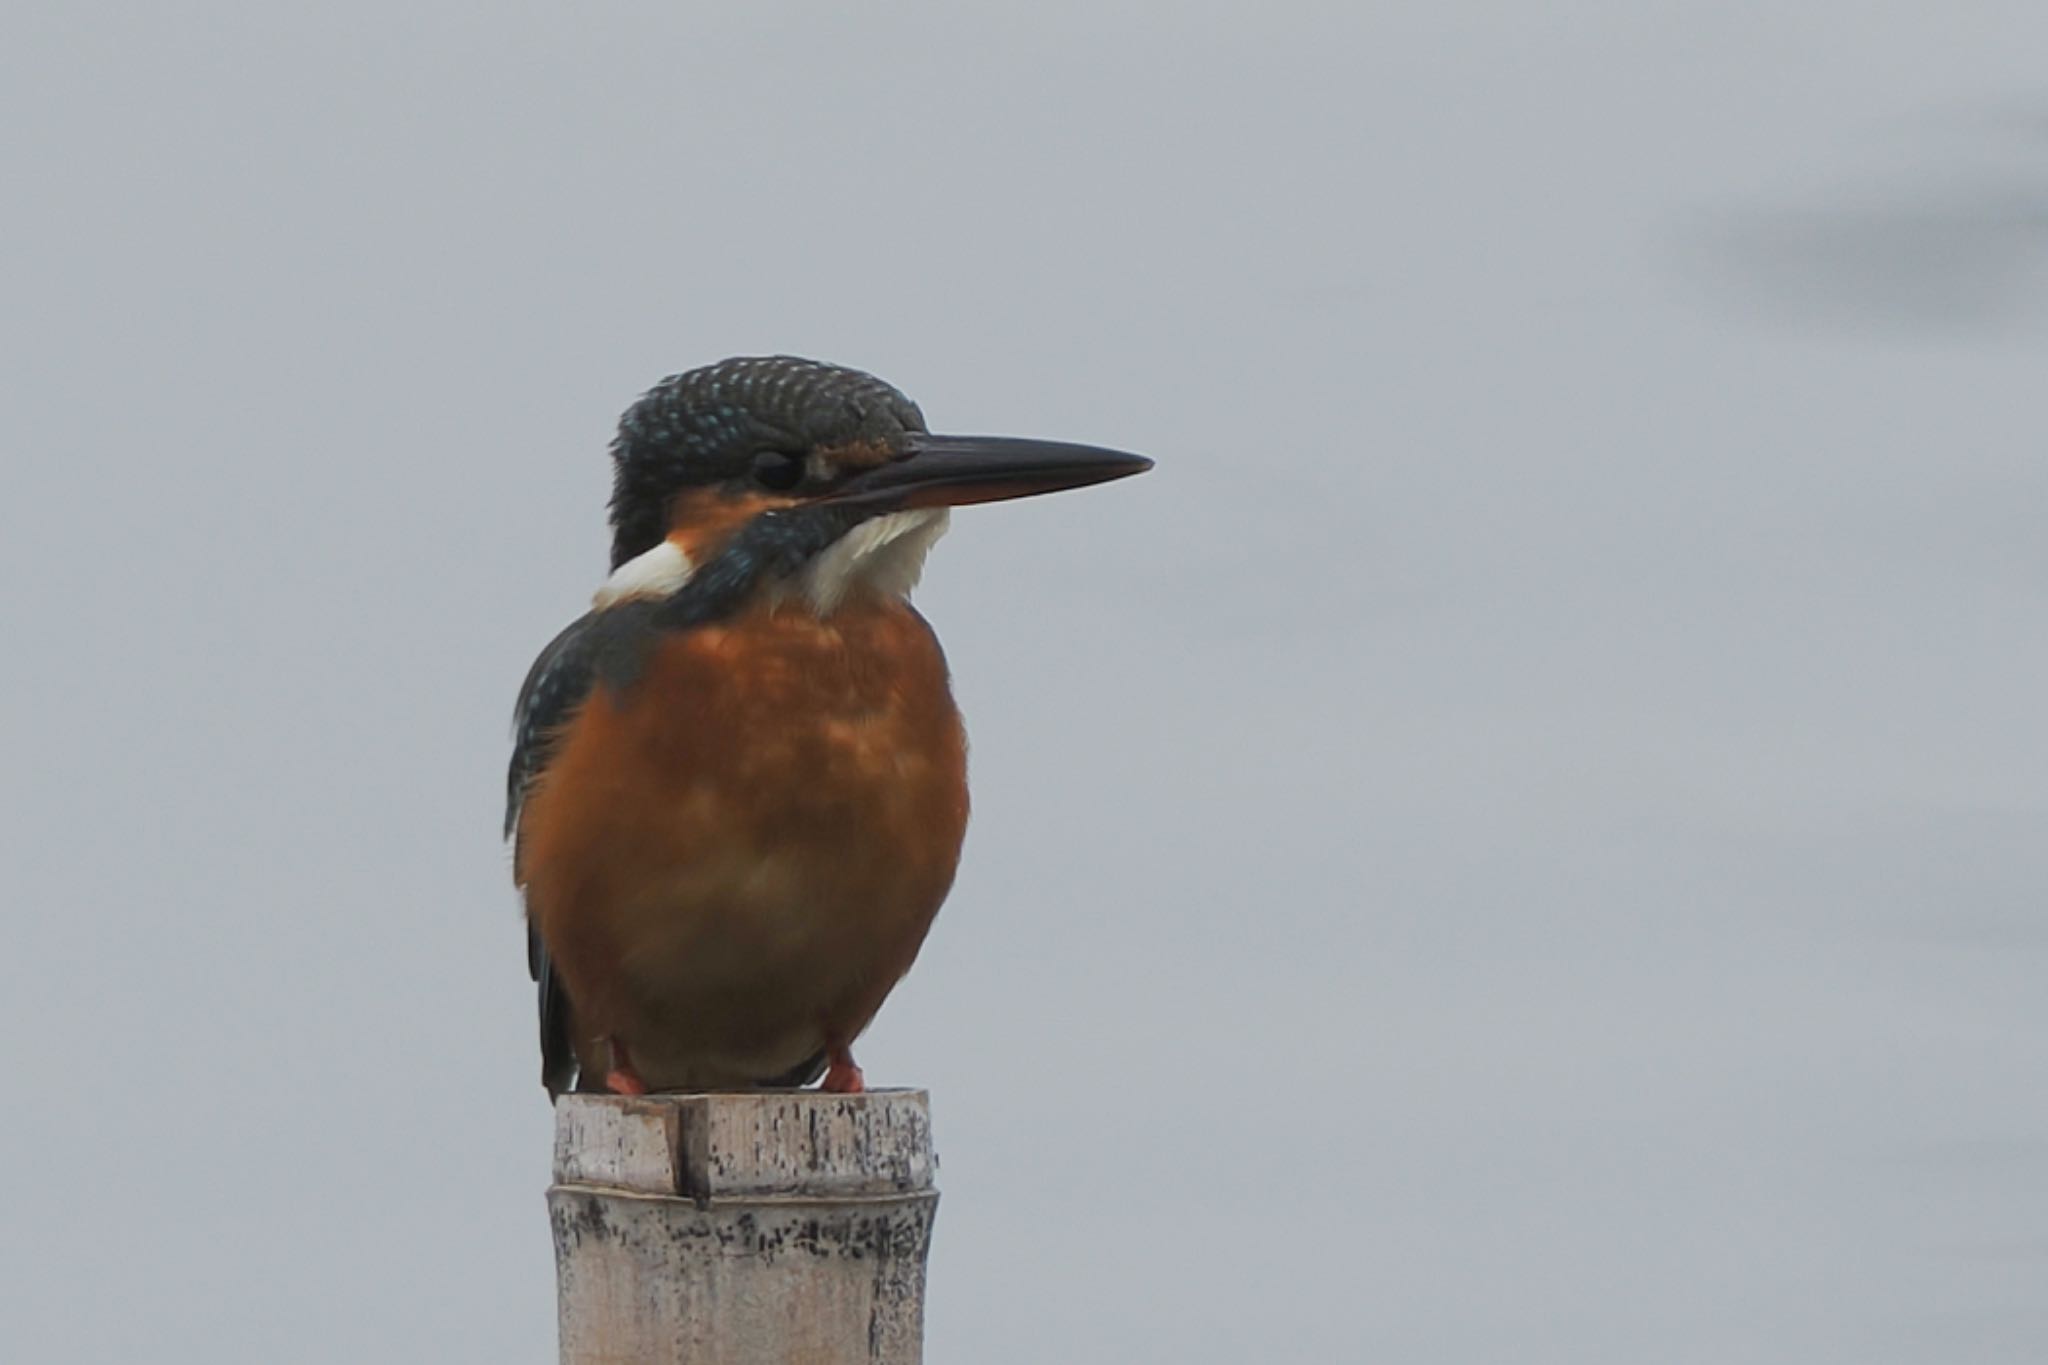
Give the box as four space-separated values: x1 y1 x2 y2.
548 1089 939 1364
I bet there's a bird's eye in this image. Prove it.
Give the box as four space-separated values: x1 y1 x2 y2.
750 450 807 491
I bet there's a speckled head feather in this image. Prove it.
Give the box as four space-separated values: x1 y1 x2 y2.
607 356 927 568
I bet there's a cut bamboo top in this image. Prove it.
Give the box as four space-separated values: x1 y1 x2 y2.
552 1089 936 1203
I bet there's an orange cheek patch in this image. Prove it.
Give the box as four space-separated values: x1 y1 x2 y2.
664 488 798 561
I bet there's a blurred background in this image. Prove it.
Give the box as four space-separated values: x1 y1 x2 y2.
4 4 2045 1362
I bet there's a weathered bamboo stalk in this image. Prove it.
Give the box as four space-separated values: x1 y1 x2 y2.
549 1089 938 1364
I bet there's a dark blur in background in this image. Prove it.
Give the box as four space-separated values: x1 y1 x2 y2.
4 6 2045 1362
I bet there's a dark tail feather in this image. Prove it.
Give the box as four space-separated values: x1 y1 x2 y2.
531 928 580 1099
760 1049 828 1089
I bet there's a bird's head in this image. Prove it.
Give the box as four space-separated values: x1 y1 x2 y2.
596 356 1151 615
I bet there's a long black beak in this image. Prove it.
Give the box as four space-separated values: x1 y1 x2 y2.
828 434 1153 509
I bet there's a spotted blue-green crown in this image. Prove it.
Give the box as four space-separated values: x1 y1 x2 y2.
606 356 927 568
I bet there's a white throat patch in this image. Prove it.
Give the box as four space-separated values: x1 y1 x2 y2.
798 508 950 614
592 539 694 608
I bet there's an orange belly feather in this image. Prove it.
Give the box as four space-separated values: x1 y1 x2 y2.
516 593 969 1090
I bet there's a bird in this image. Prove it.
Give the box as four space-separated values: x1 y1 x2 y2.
506 355 1151 1098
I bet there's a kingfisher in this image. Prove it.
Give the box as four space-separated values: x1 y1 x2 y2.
506 356 1151 1098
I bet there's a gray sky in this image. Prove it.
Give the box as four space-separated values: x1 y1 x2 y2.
6 4 2047 1361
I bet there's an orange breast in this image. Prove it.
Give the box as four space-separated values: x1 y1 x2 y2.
516 593 969 1089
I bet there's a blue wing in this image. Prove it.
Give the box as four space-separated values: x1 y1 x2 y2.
507 611 609 1098
508 613 605 842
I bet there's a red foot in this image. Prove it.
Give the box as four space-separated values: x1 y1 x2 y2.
820 1047 865 1094
604 1037 648 1096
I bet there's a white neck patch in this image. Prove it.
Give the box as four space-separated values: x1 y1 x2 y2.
592 539 694 608
798 508 950 614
